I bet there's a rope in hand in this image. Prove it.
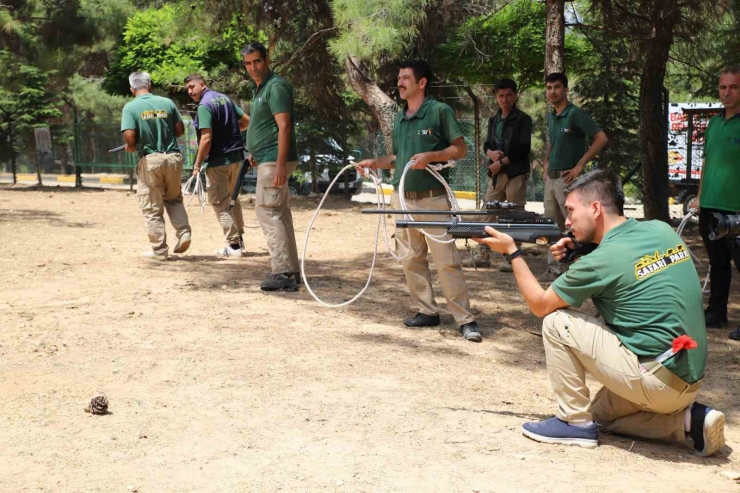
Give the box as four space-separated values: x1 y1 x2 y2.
676 209 710 294
182 171 207 212
301 159 458 308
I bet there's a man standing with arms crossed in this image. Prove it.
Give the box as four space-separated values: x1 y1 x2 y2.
241 42 300 291
541 73 608 281
464 78 533 271
690 67 740 339
121 71 191 261
184 74 250 257
356 59 482 342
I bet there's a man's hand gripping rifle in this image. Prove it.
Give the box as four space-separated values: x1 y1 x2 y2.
361 201 563 246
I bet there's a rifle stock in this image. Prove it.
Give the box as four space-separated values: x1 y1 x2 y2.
394 220 563 245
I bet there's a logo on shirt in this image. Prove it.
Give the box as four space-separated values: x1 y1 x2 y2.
634 244 689 280
560 128 571 133
140 110 169 120
417 128 434 136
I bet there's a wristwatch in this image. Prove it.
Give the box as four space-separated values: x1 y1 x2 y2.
504 248 522 264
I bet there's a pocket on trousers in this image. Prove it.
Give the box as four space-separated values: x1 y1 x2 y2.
137 187 153 211
261 186 282 208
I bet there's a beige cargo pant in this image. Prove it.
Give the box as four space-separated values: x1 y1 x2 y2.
136 152 191 256
484 173 527 212
544 173 569 273
391 192 475 326
543 309 698 442
256 161 299 274
206 162 244 244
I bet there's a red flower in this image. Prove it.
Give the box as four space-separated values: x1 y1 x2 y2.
672 335 698 353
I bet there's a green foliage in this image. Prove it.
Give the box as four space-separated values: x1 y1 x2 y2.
68 74 130 123
329 0 429 64
104 4 259 95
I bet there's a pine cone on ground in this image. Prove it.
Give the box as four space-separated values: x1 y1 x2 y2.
85 395 109 415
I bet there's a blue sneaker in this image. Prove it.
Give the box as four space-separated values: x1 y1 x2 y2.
689 403 725 457
522 417 598 449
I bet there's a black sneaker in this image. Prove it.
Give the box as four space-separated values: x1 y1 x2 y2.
729 327 740 341
689 403 725 457
460 321 482 342
293 272 302 285
705 310 728 329
403 313 440 327
522 417 598 449
260 273 298 292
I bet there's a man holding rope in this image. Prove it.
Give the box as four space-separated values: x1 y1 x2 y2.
184 74 250 257
356 59 482 342
474 169 724 455
121 71 191 261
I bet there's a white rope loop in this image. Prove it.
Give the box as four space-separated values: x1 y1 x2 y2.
183 172 207 212
397 160 458 244
676 209 710 294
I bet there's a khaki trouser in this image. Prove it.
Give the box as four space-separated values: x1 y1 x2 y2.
136 153 191 255
391 192 475 325
482 173 528 233
256 161 299 274
206 162 244 244
544 173 569 273
543 309 697 442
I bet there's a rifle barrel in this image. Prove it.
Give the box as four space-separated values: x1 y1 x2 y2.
108 144 126 154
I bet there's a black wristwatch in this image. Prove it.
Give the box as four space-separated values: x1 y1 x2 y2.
504 248 523 264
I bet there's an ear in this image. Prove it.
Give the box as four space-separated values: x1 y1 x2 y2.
592 200 603 218
418 77 428 90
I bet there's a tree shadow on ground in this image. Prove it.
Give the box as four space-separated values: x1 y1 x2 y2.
0 184 109 194
0 208 94 228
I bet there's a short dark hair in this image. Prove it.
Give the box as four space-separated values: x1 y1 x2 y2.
495 78 518 94
564 169 624 215
184 74 206 84
721 66 740 76
399 58 433 93
545 72 568 88
241 42 268 59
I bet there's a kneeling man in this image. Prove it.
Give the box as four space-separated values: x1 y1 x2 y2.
475 169 725 456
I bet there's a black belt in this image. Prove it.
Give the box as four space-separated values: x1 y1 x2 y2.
547 169 567 179
403 188 446 200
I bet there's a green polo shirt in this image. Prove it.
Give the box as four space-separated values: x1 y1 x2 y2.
247 71 298 165
197 104 246 166
390 98 465 191
546 102 602 171
551 218 706 383
120 94 183 158
699 110 740 212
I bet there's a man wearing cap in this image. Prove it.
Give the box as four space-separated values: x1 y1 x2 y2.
121 71 191 260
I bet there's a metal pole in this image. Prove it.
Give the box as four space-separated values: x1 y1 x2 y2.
72 105 81 188
463 85 481 208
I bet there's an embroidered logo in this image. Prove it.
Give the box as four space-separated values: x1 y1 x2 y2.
634 244 690 280
140 110 168 120
417 128 434 136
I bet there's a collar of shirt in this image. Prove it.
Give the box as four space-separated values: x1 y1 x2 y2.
718 108 740 123
496 105 520 122
552 101 573 118
601 217 638 244
252 71 275 94
401 97 433 121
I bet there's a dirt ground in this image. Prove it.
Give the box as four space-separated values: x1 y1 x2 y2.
1 185 739 493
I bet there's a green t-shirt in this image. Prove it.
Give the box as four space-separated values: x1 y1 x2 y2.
246 71 298 165
390 98 465 191
547 103 602 171
699 111 740 212
495 118 505 147
120 94 183 158
551 218 707 383
197 104 245 167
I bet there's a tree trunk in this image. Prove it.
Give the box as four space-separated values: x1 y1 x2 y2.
344 56 397 155
638 1 678 222
544 0 565 78
310 145 318 194
9 121 16 185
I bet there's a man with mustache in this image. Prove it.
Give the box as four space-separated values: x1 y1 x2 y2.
541 73 608 282
474 169 724 456
690 67 740 339
356 59 481 342
184 74 250 257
